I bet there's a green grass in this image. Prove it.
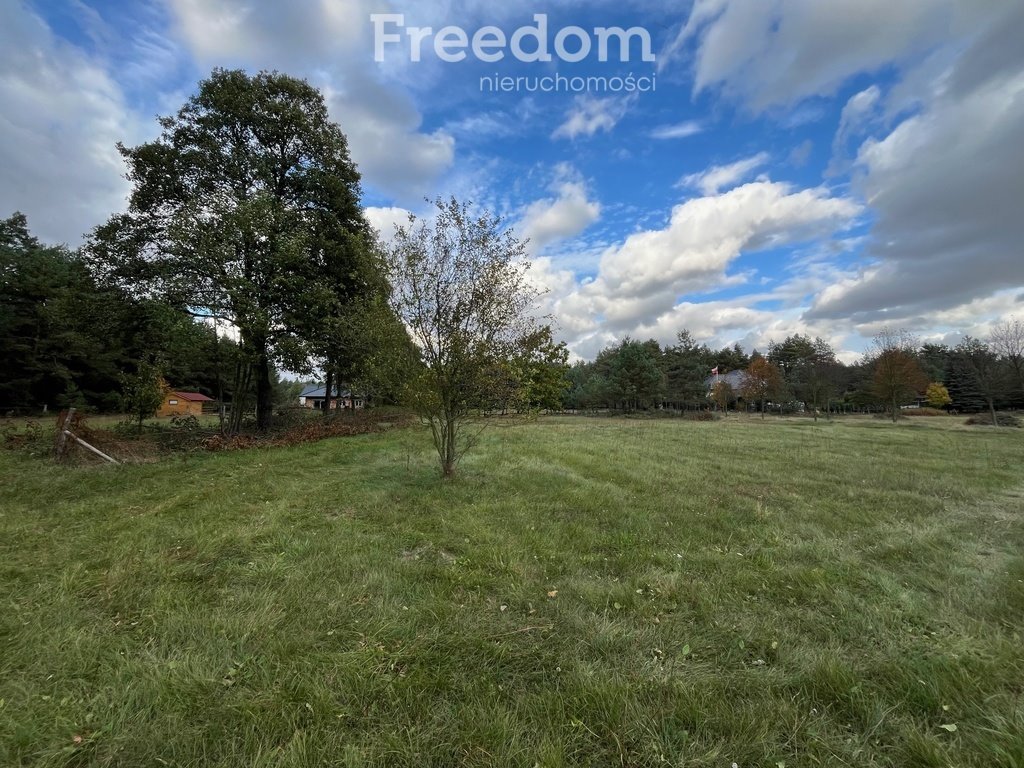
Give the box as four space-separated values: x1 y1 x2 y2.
1 416 1022 767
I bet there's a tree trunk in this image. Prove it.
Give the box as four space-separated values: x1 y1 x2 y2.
989 397 998 427
214 325 225 434
254 349 273 431
323 365 334 417
761 401 765 420
442 414 456 477
231 362 252 435
344 365 354 411
891 396 898 423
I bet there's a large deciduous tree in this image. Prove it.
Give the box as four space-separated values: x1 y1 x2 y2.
868 329 927 422
87 69 366 430
385 197 544 478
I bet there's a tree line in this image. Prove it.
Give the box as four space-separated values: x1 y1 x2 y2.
564 324 1024 424
0 211 268 414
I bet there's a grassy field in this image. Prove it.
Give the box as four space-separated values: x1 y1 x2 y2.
1 416 1022 767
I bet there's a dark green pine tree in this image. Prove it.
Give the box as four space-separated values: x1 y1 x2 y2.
0 213 126 411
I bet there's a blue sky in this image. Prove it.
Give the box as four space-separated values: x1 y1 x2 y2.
3 1 1023 362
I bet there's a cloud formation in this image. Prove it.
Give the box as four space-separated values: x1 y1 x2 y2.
518 169 601 253
0 4 146 244
670 0 977 111
809 2 1024 326
541 180 862 356
166 0 456 203
680 153 770 196
552 95 632 139
3 0 1021 365
650 121 703 140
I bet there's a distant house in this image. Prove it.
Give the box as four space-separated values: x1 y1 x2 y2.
158 390 213 417
704 370 748 394
298 385 364 410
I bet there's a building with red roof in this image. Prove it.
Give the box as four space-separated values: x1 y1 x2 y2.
157 390 214 418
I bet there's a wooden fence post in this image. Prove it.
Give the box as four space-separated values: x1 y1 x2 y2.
53 407 74 460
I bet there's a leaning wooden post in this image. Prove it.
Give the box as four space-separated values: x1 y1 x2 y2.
65 431 119 465
53 407 119 465
53 407 74 460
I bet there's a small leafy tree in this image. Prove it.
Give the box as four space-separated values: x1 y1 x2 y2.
710 379 734 414
741 357 785 419
518 326 571 412
120 359 169 432
386 197 543 478
925 382 952 410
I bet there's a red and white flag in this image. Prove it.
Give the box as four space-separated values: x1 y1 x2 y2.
711 366 719 375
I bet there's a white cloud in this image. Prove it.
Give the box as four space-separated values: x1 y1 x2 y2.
365 206 415 245
0 4 148 244
443 112 519 140
532 181 862 358
788 139 814 167
827 85 882 175
679 153 770 196
650 121 703 140
670 0 985 111
590 181 860 318
657 0 1024 354
323 79 455 202
838 85 882 133
167 0 375 68
518 169 601 253
552 95 632 140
